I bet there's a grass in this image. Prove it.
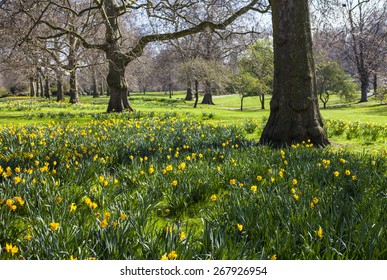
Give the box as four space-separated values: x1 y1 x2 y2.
0 93 386 260
0 92 385 152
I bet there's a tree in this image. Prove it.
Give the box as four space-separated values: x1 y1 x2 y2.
181 59 220 108
316 60 357 108
229 71 258 111
239 39 273 109
47 0 266 112
342 0 386 102
314 0 387 103
259 0 330 148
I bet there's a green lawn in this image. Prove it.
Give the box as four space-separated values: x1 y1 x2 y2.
0 93 386 260
0 92 386 153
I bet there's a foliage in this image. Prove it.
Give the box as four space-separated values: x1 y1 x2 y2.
0 111 386 260
229 71 259 100
0 86 9 97
180 59 230 94
325 119 387 142
375 87 387 104
316 61 358 107
238 39 274 97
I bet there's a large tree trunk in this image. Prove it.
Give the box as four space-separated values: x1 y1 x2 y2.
373 73 377 96
68 32 79 104
29 77 35 97
260 0 329 148
35 73 40 97
359 71 369 102
201 80 215 105
44 76 51 99
106 56 134 113
39 77 44 98
185 80 193 101
56 78 64 102
104 0 134 113
69 70 79 104
92 66 99 98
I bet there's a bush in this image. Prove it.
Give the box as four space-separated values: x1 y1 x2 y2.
0 86 9 98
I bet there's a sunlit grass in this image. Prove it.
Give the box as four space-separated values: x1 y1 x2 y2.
0 108 386 260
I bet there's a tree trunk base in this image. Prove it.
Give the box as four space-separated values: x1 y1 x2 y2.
185 87 193 101
107 90 135 113
259 108 330 148
201 93 215 105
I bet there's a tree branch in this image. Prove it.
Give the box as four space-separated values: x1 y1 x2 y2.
128 0 261 59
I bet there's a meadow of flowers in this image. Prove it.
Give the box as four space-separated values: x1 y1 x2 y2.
0 110 386 260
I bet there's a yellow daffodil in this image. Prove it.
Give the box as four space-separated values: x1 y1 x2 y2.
49 222 60 231
316 227 323 239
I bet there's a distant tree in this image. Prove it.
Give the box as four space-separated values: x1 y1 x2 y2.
375 86 387 104
316 61 357 108
314 0 387 103
20 0 266 112
229 71 258 111
239 39 273 109
181 59 227 108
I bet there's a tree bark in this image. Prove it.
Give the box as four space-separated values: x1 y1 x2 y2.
69 70 79 104
35 73 40 97
44 76 51 99
259 93 265 109
106 55 134 113
68 32 79 104
260 0 329 148
193 79 199 108
185 80 193 101
39 76 44 98
359 71 369 102
201 80 215 105
29 77 35 97
373 73 377 96
56 78 64 102
92 66 99 98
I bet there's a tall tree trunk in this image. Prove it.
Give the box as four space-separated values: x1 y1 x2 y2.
35 73 40 97
68 29 79 104
56 78 64 102
240 96 244 111
373 73 377 96
44 76 50 99
92 66 99 98
185 80 193 101
39 76 44 98
359 71 369 102
259 93 265 109
260 0 329 148
193 79 199 108
169 83 173 99
69 70 78 104
106 55 134 113
99 81 105 96
29 77 35 97
104 0 134 113
201 80 215 105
